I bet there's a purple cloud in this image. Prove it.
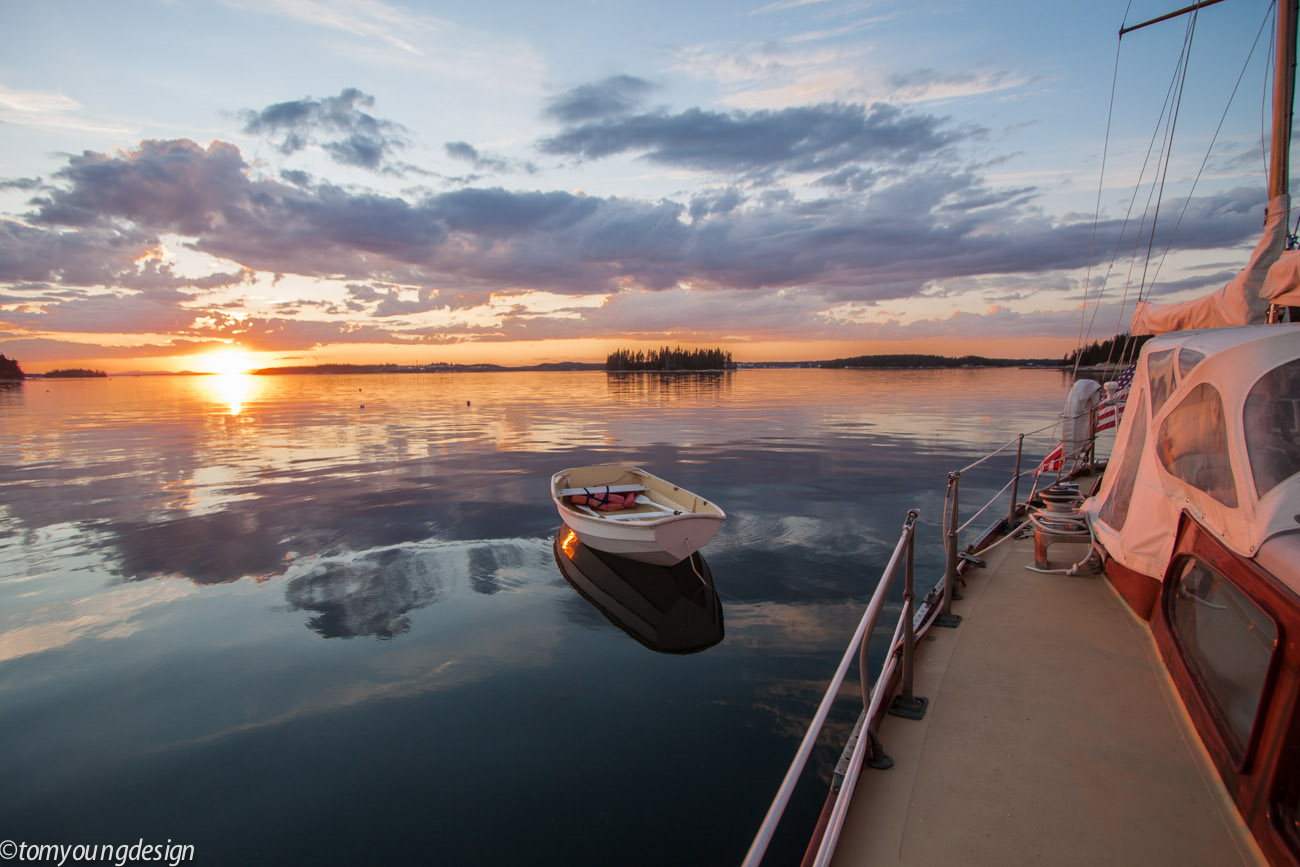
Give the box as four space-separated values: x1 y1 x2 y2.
241 88 410 171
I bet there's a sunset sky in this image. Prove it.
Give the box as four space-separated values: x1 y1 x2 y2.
0 0 1290 373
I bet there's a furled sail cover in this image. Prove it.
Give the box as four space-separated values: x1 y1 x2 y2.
1261 250 1300 307
1082 324 1300 583
1130 194 1289 334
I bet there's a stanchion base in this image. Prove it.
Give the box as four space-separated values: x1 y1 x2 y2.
867 748 895 770
888 695 929 720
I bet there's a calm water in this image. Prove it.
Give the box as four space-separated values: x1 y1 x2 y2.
0 369 1068 865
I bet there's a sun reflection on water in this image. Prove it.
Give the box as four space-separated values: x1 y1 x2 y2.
203 373 260 415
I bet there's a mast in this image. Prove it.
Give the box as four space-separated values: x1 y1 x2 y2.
1270 0 1297 201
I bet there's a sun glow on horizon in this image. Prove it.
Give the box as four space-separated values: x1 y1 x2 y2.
197 348 255 376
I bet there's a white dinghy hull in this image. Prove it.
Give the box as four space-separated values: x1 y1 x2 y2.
550 465 725 566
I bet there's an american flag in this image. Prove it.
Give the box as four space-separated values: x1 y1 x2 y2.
1034 440 1066 476
1095 362 1137 433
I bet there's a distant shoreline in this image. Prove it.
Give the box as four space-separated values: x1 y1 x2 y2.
243 357 1068 375
16 356 1078 378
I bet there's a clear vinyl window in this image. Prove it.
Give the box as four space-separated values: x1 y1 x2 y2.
1169 558 1277 758
1099 391 1148 531
1243 358 1300 499
1177 348 1205 379
1147 348 1179 416
1156 383 1238 508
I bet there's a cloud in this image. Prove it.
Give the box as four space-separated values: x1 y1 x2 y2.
751 0 835 13
670 28 1023 114
28 139 248 234
0 82 133 136
543 75 656 123
0 336 229 360
689 188 748 220
221 0 434 55
887 68 1024 104
0 177 42 192
5 136 1267 354
226 317 422 351
345 284 445 318
2 287 206 335
241 88 410 170
538 102 971 179
443 141 535 176
1 219 154 285
814 166 879 191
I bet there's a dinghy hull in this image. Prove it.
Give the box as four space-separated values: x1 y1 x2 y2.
550 465 725 565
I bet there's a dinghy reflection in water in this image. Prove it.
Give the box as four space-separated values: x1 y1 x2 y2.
554 525 724 654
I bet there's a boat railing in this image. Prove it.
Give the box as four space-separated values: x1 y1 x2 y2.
743 419 1091 866
742 508 921 867
934 419 1069 625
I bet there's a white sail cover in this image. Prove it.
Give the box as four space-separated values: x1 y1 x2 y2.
1262 250 1300 307
1130 194 1291 334
1082 324 1300 589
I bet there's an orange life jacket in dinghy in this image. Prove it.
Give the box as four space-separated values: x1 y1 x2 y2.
567 487 638 511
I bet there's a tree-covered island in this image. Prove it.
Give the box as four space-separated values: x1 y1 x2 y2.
0 354 24 380
606 346 734 371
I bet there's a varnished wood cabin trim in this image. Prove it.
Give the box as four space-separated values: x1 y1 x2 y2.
1151 514 1300 867
1103 556 1161 620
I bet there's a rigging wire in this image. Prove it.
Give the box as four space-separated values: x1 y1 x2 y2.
1263 4 1278 192
1075 0 1135 380
1147 3 1275 290
1081 2 1273 371
1078 10 1191 367
1102 20 1193 363
1135 11 1200 312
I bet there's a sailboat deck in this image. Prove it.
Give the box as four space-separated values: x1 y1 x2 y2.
829 529 1266 866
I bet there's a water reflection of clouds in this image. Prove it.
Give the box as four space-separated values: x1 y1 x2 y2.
0 369 1069 646
2 540 570 792
0 580 195 664
281 537 547 639
154 591 565 757
0 368 1080 863
724 600 881 652
484 415 614 454
0 536 555 671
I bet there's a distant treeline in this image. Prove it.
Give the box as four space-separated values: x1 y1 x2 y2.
45 368 107 378
254 363 424 375
0 354 23 380
821 354 1034 369
1063 334 1152 367
606 346 734 371
253 363 505 375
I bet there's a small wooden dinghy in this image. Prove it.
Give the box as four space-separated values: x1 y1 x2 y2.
550 465 725 565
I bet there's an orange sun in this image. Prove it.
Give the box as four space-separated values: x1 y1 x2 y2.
199 349 255 376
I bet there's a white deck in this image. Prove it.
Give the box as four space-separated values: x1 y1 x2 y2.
829 530 1267 866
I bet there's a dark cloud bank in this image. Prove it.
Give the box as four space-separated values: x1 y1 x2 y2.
0 82 1268 354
